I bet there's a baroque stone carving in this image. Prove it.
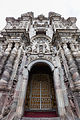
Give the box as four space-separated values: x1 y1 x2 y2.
0 12 80 120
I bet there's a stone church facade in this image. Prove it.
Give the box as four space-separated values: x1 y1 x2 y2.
0 12 80 120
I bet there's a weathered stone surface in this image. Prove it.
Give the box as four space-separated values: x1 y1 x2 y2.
0 12 80 120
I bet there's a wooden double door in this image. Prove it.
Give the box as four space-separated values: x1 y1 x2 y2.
25 73 56 111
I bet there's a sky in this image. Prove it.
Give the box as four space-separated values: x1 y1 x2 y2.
0 0 80 30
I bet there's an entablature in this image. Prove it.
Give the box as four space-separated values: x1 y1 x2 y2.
52 29 79 44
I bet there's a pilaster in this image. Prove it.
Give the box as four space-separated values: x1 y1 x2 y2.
54 67 66 117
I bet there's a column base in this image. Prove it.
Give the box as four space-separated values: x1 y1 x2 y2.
0 80 8 91
74 81 80 91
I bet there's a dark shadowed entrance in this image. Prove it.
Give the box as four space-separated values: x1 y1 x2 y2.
24 62 58 117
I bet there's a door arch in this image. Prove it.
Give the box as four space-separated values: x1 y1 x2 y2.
16 59 66 118
27 59 54 71
24 62 58 117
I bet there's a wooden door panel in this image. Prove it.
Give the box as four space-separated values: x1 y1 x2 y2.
25 73 57 110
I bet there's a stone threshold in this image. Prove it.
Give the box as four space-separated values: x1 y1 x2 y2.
21 117 60 120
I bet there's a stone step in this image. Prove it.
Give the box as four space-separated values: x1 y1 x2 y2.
75 118 80 120
21 117 60 120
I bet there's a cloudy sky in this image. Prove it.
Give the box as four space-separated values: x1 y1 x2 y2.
0 0 80 30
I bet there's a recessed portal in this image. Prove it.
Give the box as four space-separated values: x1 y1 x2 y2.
24 62 58 117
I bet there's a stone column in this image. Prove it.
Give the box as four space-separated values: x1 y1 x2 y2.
70 43 80 118
11 53 27 112
16 64 29 118
59 44 74 89
8 45 23 89
54 67 66 117
55 55 69 107
0 43 12 75
0 43 19 86
70 43 80 71
63 43 80 90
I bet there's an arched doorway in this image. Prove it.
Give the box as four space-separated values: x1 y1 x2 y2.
24 62 58 117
